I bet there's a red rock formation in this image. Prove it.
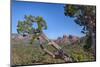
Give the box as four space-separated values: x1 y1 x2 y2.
54 35 80 45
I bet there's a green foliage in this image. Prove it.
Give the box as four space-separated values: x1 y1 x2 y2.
64 5 96 50
64 5 78 17
17 15 47 42
64 5 96 33
61 44 95 62
83 35 92 50
17 15 47 34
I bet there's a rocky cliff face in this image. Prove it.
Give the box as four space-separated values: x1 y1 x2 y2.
54 35 69 45
54 35 80 45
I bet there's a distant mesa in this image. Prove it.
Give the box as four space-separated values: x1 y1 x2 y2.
11 33 80 45
54 35 80 45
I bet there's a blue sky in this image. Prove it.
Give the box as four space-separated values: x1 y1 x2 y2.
12 1 84 39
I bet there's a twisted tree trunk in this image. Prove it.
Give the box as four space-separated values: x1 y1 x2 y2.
38 33 72 62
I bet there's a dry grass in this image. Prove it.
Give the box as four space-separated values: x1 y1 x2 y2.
11 39 95 66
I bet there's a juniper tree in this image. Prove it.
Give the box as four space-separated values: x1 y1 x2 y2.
17 15 47 44
64 5 96 54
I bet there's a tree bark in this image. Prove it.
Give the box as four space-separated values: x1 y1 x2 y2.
91 32 96 57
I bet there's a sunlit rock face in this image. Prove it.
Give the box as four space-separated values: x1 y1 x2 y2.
70 36 80 45
54 35 80 45
54 35 69 45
